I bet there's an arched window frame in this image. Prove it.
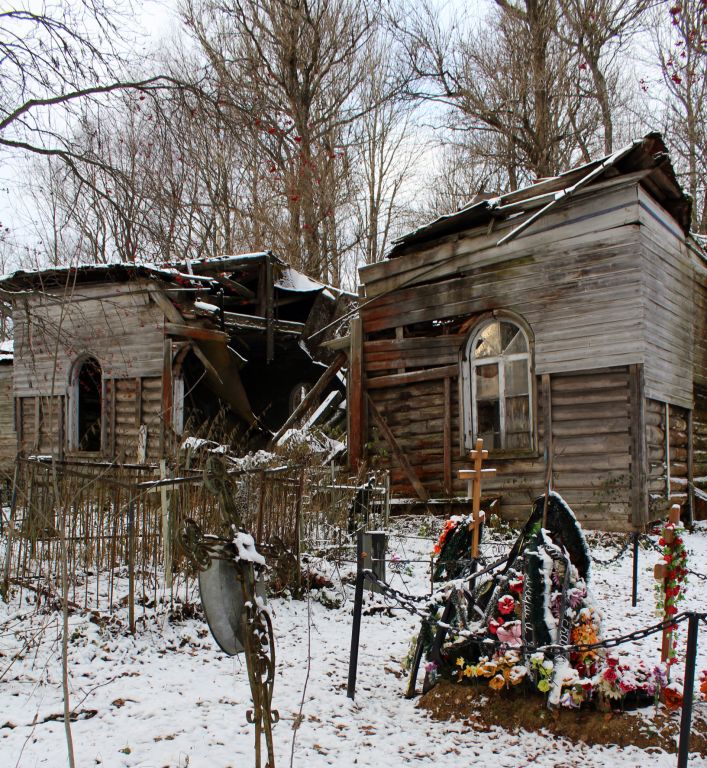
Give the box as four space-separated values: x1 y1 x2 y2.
67 354 104 453
460 312 536 455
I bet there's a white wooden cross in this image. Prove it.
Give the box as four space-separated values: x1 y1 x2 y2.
458 437 496 559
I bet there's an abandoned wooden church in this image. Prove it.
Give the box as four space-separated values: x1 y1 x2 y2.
349 133 706 531
0 253 349 469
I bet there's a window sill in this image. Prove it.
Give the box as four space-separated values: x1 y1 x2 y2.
460 448 540 461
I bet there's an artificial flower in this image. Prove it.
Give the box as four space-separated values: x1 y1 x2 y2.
663 684 683 710
496 621 522 647
498 595 516 615
509 665 527 685
489 674 506 691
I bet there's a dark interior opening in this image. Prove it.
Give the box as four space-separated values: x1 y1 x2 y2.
77 357 102 451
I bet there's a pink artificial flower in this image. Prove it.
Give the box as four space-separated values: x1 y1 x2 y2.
496 621 522 647
498 595 516 616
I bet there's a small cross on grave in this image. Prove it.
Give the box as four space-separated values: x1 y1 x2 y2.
457 437 496 559
653 503 682 663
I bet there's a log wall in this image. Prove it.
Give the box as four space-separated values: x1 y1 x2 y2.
0 363 16 479
644 398 690 519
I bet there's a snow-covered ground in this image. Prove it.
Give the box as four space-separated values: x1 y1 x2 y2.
1 520 706 768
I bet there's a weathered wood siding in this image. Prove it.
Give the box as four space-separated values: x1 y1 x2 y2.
364 315 636 529
357 176 706 530
694 385 707 518
12 281 165 397
638 189 695 409
0 364 16 478
361 182 646 378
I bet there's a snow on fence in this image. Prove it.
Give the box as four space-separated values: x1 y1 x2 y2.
1 456 389 614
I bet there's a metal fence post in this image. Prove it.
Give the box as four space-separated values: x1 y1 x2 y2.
347 530 366 699
677 612 700 768
632 532 639 607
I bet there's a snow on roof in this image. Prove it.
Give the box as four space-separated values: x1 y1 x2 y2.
275 266 326 293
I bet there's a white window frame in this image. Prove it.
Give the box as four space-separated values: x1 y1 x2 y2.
461 318 534 452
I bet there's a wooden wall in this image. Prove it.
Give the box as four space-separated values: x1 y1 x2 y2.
644 398 690 518
13 281 165 398
638 189 695 409
360 181 647 379
0 364 16 478
10 279 169 463
362 311 638 529
356 176 705 531
694 385 707 519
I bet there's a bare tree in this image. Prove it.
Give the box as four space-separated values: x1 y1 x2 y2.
181 0 379 283
400 0 602 186
555 0 652 154
653 0 706 232
351 36 420 268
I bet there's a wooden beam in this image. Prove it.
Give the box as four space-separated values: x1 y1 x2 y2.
542 373 553 484
160 338 173 457
188 341 223 385
367 394 429 502
687 408 694 526
149 288 183 324
629 364 648 529
366 364 457 391
269 352 346 448
348 316 364 472
443 376 452 496
164 322 228 343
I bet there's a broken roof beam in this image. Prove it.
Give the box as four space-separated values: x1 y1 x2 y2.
222 311 305 335
268 351 346 449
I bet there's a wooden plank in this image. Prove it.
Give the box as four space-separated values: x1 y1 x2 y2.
269 352 346 447
135 378 142 428
348 316 364 472
160 338 173 457
629 364 648 528
367 365 457 390
687 408 695 525
164 322 228 343
542 374 553 492
368 393 429 503
443 376 452 495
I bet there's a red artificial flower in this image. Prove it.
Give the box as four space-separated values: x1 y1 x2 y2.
603 668 618 682
509 577 524 594
489 618 504 635
498 596 516 616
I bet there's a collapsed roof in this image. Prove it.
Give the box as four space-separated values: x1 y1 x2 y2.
388 132 692 259
0 252 354 438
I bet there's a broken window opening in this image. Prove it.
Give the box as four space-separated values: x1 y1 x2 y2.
70 356 102 452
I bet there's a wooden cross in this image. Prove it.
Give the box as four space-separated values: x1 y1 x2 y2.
458 438 496 559
654 503 682 663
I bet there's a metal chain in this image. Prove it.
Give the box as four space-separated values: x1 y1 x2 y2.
641 534 707 582
358 569 706 655
589 535 633 565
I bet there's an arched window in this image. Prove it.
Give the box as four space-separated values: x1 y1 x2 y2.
69 356 103 452
461 317 533 452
